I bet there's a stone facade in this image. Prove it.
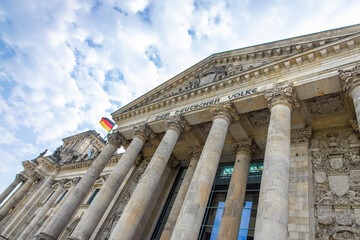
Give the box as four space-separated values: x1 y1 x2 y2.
2 24 360 239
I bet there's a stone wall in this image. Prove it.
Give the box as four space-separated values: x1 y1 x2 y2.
310 129 360 239
288 142 314 240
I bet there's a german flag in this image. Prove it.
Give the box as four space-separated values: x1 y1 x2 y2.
100 117 115 132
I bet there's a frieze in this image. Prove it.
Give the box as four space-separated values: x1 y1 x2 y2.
306 93 345 115
291 126 312 144
246 109 270 127
311 129 360 238
150 86 259 122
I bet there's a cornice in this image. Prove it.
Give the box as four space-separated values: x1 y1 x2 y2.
112 32 360 123
112 25 360 118
59 153 122 171
62 130 105 148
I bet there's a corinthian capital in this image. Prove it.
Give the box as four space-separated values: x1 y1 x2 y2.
210 101 239 124
165 115 190 135
234 138 259 156
339 65 360 95
15 174 26 183
133 124 153 142
264 83 299 110
107 132 127 148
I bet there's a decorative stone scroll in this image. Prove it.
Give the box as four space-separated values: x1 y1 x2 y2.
234 138 259 156
210 101 239 123
339 64 360 95
264 83 299 110
350 119 359 132
133 124 153 142
311 128 360 239
165 115 190 135
306 93 345 115
247 109 270 127
291 126 312 144
169 156 180 169
107 132 128 149
170 63 260 97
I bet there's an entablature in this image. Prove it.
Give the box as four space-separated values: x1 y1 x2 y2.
112 32 360 132
112 25 360 121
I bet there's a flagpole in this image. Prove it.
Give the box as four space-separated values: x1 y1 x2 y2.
104 125 115 141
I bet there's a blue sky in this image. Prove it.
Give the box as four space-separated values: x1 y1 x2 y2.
0 0 359 194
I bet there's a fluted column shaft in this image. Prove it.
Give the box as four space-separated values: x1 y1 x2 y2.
0 174 24 205
217 139 253 240
160 150 200 240
36 132 124 240
108 115 185 240
0 176 35 221
254 84 297 240
170 102 235 240
18 181 65 240
69 125 149 240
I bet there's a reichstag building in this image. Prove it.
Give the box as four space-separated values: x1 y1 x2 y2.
1 24 360 240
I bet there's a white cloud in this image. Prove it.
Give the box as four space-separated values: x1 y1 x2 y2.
0 0 360 194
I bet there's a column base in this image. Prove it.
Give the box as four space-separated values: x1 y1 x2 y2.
33 233 56 240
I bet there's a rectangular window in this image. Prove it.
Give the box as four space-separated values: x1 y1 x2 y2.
56 190 68 204
151 161 263 240
87 189 100 204
151 168 187 240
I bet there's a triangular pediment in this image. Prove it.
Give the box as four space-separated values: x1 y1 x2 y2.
112 24 360 119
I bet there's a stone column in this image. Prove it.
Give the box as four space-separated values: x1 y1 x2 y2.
35 132 126 240
160 147 201 240
218 138 257 240
340 65 360 132
108 115 187 240
18 179 66 240
170 102 236 240
254 83 298 240
35 178 80 237
68 125 151 240
0 174 25 205
0 173 38 221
